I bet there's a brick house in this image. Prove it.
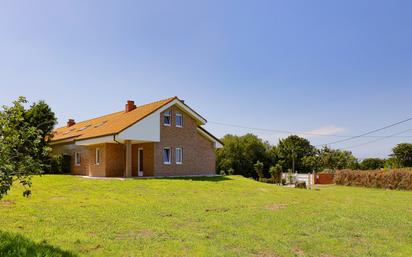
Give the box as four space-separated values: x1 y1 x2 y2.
51 97 222 177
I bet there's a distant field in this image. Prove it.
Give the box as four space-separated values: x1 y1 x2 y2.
1 175 412 257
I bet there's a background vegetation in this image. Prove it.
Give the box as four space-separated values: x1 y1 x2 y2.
216 133 412 179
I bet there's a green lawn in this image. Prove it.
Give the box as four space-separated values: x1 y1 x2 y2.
1 175 412 257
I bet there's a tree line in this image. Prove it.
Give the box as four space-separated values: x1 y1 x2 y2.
216 133 412 178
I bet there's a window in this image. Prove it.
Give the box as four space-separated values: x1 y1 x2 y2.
176 112 183 127
163 147 171 164
95 148 100 165
176 148 183 164
75 152 81 166
163 110 171 126
94 121 107 128
78 125 91 131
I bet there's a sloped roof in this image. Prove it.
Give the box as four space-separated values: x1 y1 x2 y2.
52 97 177 142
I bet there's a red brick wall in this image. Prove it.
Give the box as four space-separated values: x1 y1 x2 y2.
153 105 216 176
52 142 124 177
132 143 155 177
105 143 125 177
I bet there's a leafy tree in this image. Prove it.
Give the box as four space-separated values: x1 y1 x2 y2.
360 158 385 170
216 134 271 178
302 154 322 172
391 143 412 168
254 161 264 181
269 164 282 184
0 97 54 199
319 146 358 171
277 135 315 173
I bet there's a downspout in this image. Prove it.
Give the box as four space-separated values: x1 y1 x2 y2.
113 134 127 177
113 134 122 144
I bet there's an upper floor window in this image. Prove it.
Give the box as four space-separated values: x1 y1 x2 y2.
176 112 183 127
75 152 81 166
164 110 171 126
95 148 100 165
163 147 171 164
176 148 183 164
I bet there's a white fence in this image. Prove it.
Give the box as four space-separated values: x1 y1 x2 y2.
282 173 314 186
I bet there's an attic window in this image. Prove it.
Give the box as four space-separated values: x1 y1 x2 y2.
94 121 108 128
62 128 75 135
78 125 91 131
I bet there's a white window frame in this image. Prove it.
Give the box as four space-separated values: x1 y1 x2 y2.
163 110 171 126
163 147 171 165
175 112 183 128
75 152 81 166
175 147 183 165
95 148 100 165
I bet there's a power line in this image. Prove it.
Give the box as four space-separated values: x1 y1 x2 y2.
342 128 412 150
315 116 412 147
208 120 412 139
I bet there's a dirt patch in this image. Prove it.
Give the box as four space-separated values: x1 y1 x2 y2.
115 229 155 240
292 247 305 256
259 188 268 192
320 254 337 257
1 200 15 207
254 251 281 257
50 196 66 200
266 204 287 211
205 207 229 213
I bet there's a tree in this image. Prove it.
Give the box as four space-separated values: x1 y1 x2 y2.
216 134 271 178
269 164 282 184
319 146 358 171
302 154 322 172
391 143 412 168
0 97 54 199
254 161 264 181
277 135 315 173
360 158 385 170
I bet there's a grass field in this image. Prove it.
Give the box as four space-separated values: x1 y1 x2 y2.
1 175 412 257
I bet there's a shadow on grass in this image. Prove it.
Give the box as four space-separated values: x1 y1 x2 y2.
0 231 78 257
152 175 233 182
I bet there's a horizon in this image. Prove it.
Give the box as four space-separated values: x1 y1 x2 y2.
1 0 411 159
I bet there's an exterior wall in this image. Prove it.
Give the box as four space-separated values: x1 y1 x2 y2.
52 143 90 176
153 105 216 176
52 142 124 177
132 143 155 177
105 143 125 177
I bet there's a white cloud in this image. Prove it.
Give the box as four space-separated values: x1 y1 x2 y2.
304 125 346 137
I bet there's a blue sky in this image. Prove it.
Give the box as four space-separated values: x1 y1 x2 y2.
1 0 411 158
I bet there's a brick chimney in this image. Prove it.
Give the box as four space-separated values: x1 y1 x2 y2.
67 119 76 127
125 100 136 112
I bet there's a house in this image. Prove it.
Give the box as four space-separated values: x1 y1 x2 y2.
50 97 223 177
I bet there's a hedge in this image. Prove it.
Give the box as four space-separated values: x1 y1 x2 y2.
334 169 412 190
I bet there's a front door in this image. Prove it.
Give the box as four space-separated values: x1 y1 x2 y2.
138 148 144 177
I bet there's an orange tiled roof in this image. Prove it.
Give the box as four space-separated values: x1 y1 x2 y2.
51 97 177 142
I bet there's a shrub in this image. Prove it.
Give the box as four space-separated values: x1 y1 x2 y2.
219 170 226 176
254 161 264 181
49 154 71 174
334 169 412 190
